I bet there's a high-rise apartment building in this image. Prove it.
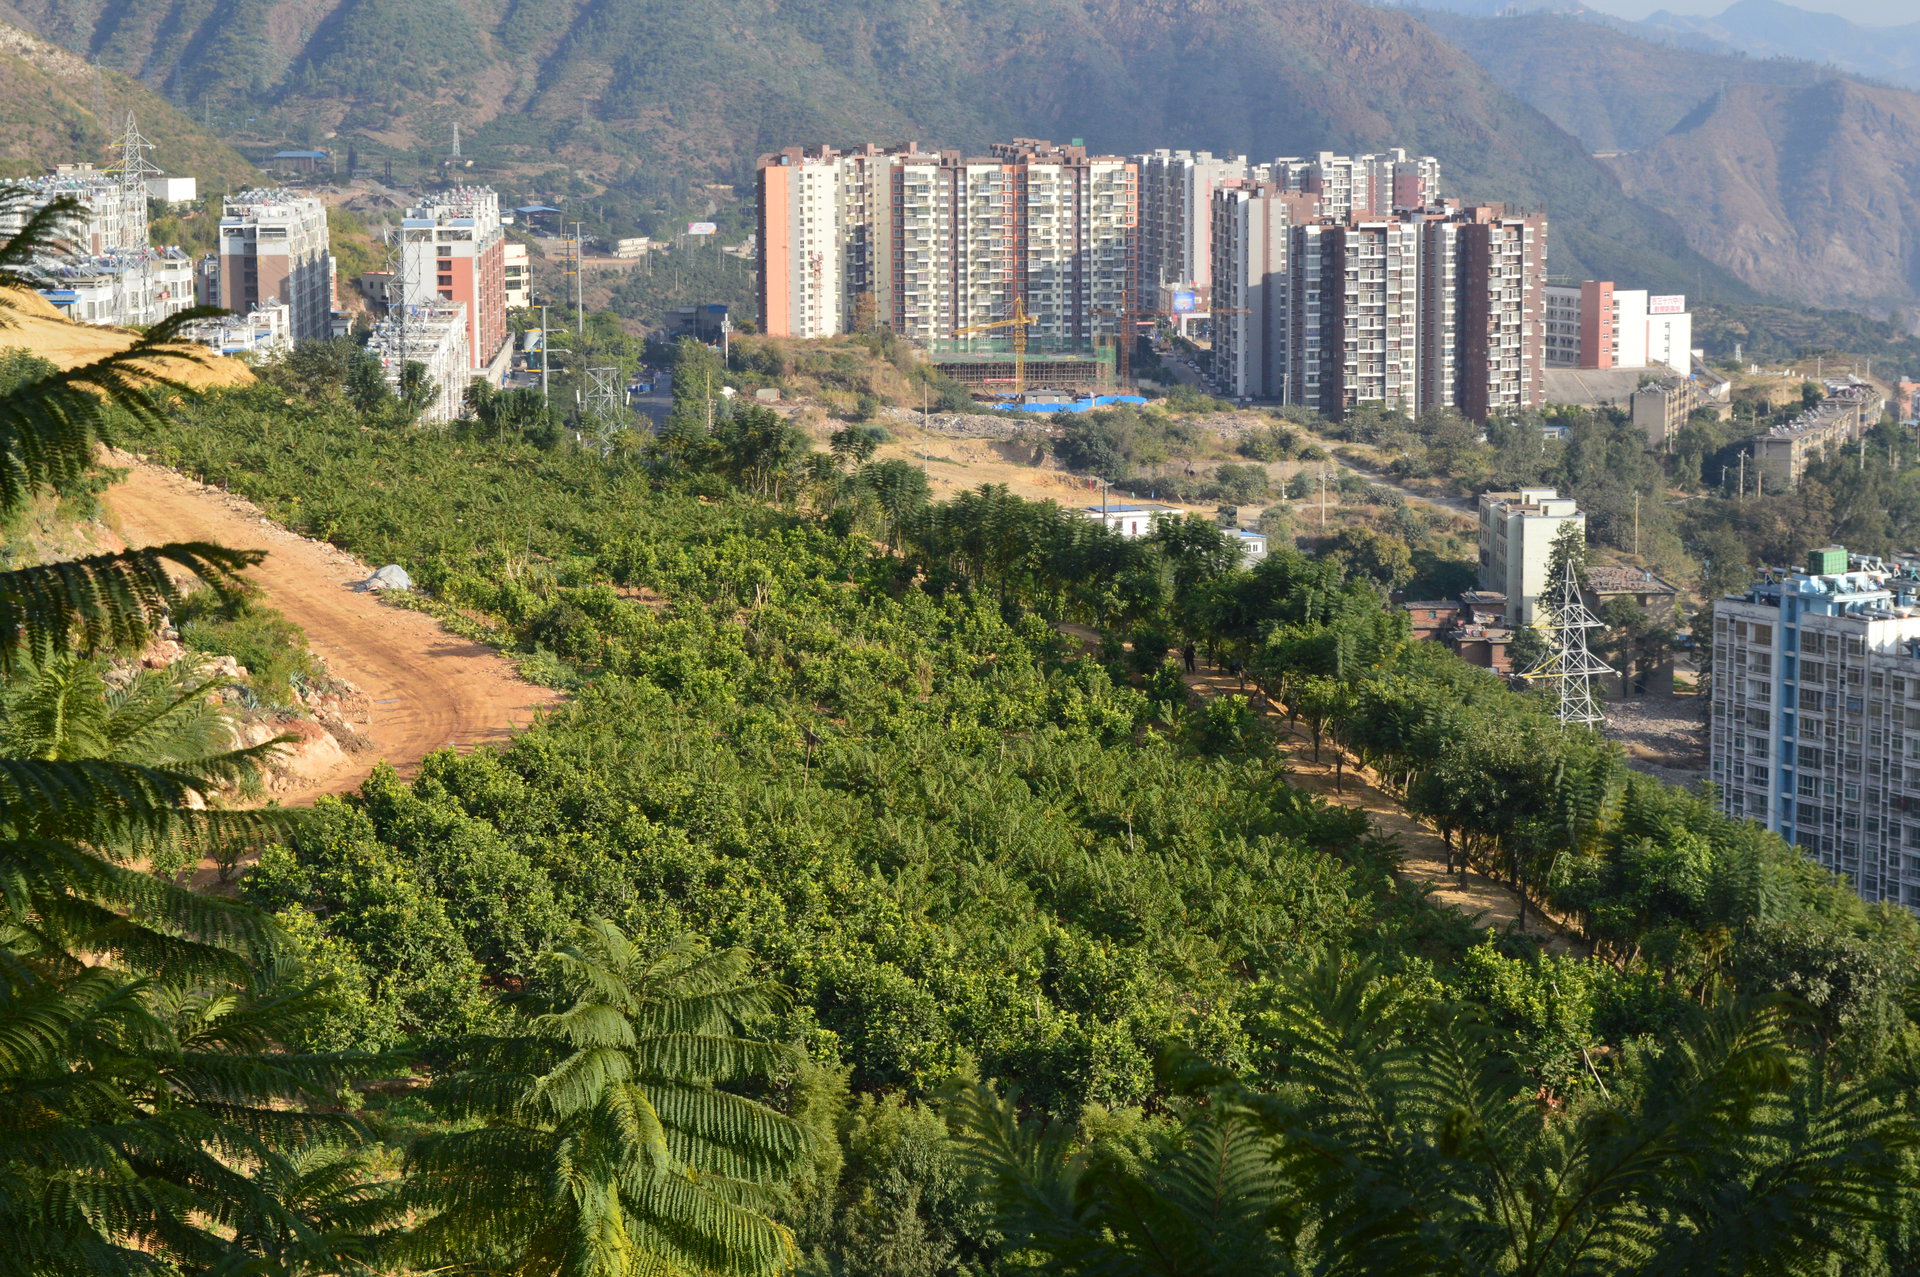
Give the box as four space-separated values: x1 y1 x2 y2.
1711 546 1920 910
1210 191 1544 419
1209 185 1318 401
1477 487 1583 625
400 186 508 376
1545 281 1692 373
1267 150 1442 220
1135 149 1249 310
1131 148 1440 322
755 140 1135 344
219 190 335 345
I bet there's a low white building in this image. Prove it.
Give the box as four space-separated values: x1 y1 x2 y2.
1478 487 1583 626
1545 280 1692 374
179 303 291 358
1226 528 1269 563
145 176 197 204
1080 502 1180 538
36 248 195 328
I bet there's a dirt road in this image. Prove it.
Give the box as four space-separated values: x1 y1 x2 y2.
101 453 561 802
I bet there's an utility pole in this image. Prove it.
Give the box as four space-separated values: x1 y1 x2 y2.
1632 491 1640 558
1738 451 1746 497
538 303 549 406
571 222 585 336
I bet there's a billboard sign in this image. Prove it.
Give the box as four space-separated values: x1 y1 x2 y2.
686 222 718 235
1172 290 1198 313
1648 294 1686 315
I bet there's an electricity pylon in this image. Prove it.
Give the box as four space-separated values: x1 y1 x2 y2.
1519 556 1613 729
584 366 626 453
106 112 162 248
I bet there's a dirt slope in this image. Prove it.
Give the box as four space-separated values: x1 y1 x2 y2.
1 288 253 389
102 452 560 802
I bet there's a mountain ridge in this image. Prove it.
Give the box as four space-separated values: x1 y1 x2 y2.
0 0 1746 295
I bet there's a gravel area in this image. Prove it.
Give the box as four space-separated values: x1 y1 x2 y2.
1605 690 1709 788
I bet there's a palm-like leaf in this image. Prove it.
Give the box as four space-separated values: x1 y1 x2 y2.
406 922 811 1277
0 183 392 1277
955 961 1917 1277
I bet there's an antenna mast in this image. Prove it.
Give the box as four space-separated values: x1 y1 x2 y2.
1519 557 1614 729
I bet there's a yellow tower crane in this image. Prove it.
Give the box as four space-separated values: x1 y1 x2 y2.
954 296 1036 399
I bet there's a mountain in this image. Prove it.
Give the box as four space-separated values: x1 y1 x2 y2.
1415 9 1837 153
1411 7 1920 313
1605 76 1920 319
1637 0 1920 91
0 22 259 188
0 0 1745 295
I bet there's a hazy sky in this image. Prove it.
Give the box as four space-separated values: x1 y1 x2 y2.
1579 0 1916 21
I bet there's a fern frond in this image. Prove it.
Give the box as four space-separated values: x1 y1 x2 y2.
0 544 263 672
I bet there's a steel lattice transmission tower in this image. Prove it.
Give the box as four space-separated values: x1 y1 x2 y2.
583 366 626 453
106 112 162 247
1519 556 1614 729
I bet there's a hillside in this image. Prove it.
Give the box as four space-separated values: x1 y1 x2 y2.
0 22 259 187
1606 77 1920 317
0 286 253 388
1414 9 1835 154
0 0 1743 292
1636 0 1920 91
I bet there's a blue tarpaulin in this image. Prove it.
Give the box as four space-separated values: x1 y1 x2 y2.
988 394 1149 414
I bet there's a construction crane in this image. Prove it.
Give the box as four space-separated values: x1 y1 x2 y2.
1091 303 1153 389
954 296 1036 398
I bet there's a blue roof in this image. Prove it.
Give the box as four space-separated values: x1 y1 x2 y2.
270 149 330 159
516 204 563 214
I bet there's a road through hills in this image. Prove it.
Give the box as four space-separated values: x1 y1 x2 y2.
101 452 561 802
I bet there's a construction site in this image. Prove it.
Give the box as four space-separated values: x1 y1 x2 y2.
927 336 1118 393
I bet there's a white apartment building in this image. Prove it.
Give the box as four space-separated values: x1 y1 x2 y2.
1266 149 1442 220
219 190 335 344
5 163 202 330
366 299 471 425
1544 280 1692 373
4 164 148 254
1210 185 1311 401
1477 487 1583 625
36 248 195 328
1135 149 1249 310
179 302 292 358
1711 546 1920 910
756 147 855 337
504 241 531 310
756 140 1135 345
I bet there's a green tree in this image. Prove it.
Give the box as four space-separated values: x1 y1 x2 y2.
405 923 812 1277
0 185 387 1276
953 962 1917 1277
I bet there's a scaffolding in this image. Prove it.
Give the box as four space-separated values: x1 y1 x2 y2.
1519 557 1614 728
926 336 1116 392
